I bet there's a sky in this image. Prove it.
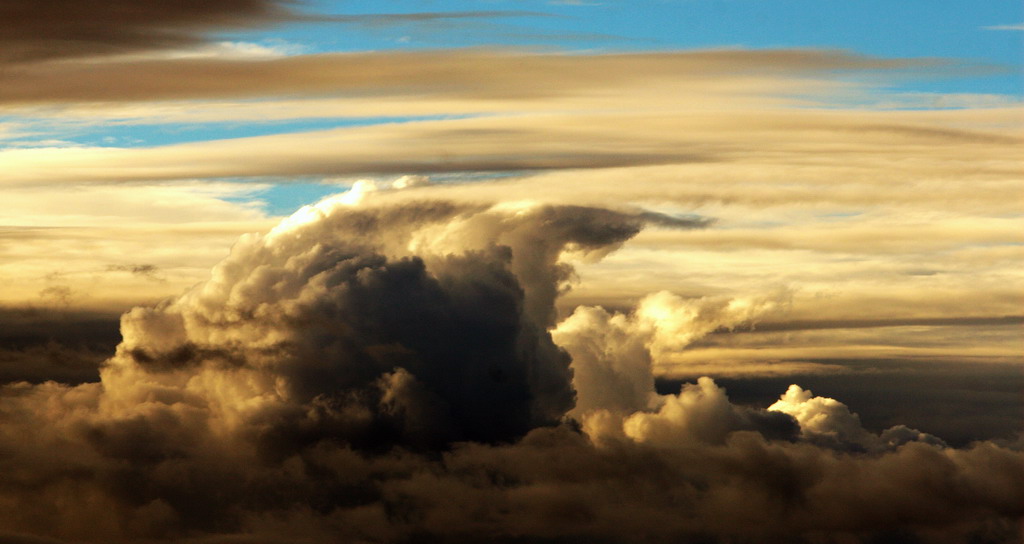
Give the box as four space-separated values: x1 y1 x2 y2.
0 1 1022 543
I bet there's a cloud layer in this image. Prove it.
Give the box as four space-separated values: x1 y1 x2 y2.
0 194 1020 543
0 48 926 105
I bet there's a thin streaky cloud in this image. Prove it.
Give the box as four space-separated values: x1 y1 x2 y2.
983 23 1024 30
319 11 559 23
0 1 555 66
0 48 937 106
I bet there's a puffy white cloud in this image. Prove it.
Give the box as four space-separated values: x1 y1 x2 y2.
769 384 877 448
553 305 655 415
554 290 786 418
770 384 946 451
624 377 759 445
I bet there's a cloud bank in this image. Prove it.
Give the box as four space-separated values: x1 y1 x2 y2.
0 190 1020 543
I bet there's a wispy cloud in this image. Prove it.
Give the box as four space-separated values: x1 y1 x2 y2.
321 10 555 24
983 23 1024 30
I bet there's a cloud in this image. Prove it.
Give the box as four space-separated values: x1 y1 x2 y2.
619 377 800 446
0 48 951 107
768 384 945 451
2 105 1018 380
0 307 120 384
106 264 162 279
107 194 661 449
553 290 787 416
0 0 551 68
718 315 1024 333
0 181 276 313
0 195 1020 543
324 11 553 25
1 1 1019 540
4 107 1019 188
691 361 1024 448
983 24 1024 31
0 0 299 65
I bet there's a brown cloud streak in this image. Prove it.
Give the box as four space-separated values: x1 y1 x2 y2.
0 0 298 64
0 48 933 105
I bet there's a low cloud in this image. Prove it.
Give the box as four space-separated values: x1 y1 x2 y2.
553 290 787 416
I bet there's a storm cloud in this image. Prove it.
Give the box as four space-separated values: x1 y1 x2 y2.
0 191 1020 543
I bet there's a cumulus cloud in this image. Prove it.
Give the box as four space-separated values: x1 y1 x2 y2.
0 191 1020 543
769 384 946 451
620 376 799 446
553 290 786 416
105 191 666 449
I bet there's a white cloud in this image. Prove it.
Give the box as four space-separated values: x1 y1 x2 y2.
769 384 945 451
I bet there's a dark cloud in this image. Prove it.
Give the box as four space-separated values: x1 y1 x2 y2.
107 264 162 279
0 195 1019 543
0 532 73 544
0 0 298 64
2 414 1017 542
0 341 109 385
0 307 120 384
0 1 551 67
636 211 717 230
104 262 164 280
0 308 121 346
108 199 647 451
